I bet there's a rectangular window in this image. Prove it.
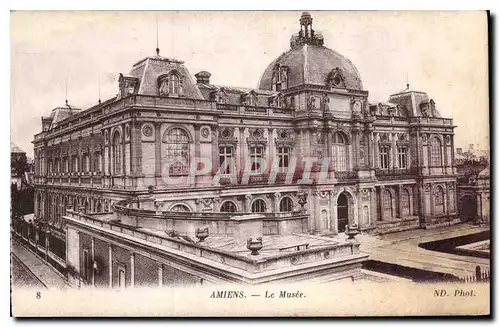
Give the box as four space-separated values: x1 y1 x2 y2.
250 146 264 173
277 147 290 172
398 147 408 169
219 146 234 174
94 153 101 172
380 147 389 169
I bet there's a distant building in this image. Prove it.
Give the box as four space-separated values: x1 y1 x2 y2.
455 144 490 224
11 141 27 189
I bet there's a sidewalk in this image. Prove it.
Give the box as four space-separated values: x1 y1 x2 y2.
11 238 70 290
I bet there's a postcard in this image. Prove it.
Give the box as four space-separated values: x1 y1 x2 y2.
10 10 490 317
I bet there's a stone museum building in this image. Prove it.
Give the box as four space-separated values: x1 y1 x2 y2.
23 13 459 286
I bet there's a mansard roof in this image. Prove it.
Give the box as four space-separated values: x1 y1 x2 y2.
388 84 442 118
127 55 205 99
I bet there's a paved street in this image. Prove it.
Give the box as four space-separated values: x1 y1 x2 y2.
334 223 490 279
11 253 46 288
11 239 69 290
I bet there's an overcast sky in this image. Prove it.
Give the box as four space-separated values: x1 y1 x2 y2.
11 11 489 156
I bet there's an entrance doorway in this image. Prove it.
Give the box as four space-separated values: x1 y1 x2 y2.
337 193 349 233
118 266 126 289
459 195 477 222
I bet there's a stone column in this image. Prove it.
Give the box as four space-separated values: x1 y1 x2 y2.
194 124 201 159
158 264 163 288
378 186 384 221
154 122 162 186
45 230 50 261
367 127 374 168
130 253 135 288
238 127 245 173
91 237 95 287
397 185 402 218
244 194 253 212
121 125 127 186
450 135 456 173
108 244 113 289
212 127 220 174
326 128 332 158
390 133 396 170
132 120 143 177
268 128 275 173
351 125 360 170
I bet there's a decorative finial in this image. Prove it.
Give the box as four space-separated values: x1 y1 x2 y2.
406 72 409 89
97 75 101 104
65 78 68 105
291 12 323 48
155 15 160 56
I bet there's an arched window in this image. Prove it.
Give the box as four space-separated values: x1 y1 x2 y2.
430 137 442 167
96 202 102 213
400 189 411 217
94 151 101 172
170 204 191 212
62 158 68 172
272 64 288 91
332 132 348 171
382 190 393 219
82 154 89 172
48 195 53 222
251 199 266 213
36 193 42 218
165 128 190 175
279 197 293 212
220 201 237 213
434 186 445 215
112 131 122 175
63 197 67 217
169 74 180 94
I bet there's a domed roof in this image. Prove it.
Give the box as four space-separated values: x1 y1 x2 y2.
258 13 363 91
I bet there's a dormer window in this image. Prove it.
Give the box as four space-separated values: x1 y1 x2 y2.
241 91 257 106
272 64 288 91
326 67 346 88
118 73 139 98
269 93 285 108
211 88 228 103
158 70 184 97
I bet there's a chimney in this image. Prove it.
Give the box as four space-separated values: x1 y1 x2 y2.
195 71 211 85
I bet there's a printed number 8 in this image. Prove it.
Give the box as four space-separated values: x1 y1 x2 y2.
36 292 41 299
